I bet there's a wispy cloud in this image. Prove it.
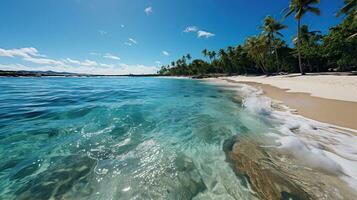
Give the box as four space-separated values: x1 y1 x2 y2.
197 30 215 38
89 52 101 56
121 24 125 28
0 47 159 75
0 47 63 65
125 38 138 46
0 63 158 75
23 57 63 65
104 53 121 61
64 58 81 65
155 61 162 66
183 26 215 39
144 6 153 15
98 30 107 36
0 47 40 58
162 51 170 56
81 59 98 66
90 52 121 61
128 38 138 44
183 26 199 33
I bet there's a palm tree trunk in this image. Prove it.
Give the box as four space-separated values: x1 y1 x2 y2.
274 44 280 72
297 19 305 75
258 57 267 75
307 59 312 72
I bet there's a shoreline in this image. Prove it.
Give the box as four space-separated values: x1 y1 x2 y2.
221 75 357 130
206 77 357 199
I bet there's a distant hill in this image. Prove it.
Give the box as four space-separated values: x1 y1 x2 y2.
0 70 85 77
0 70 161 77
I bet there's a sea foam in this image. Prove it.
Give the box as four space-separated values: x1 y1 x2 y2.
209 79 357 190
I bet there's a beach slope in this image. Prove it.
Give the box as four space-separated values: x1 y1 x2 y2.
222 74 357 130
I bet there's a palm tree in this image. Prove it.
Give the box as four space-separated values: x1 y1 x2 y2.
227 46 236 73
181 56 187 66
284 0 321 75
245 35 269 74
337 0 357 40
299 25 321 42
336 0 356 16
171 61 175 67
211 51 217 61
202 49 208 61
261 15 287 72
292 25 322 72
218 49 228 73
208 51 215 63
186 54 192 61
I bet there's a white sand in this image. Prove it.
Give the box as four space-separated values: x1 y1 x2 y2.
223 74 357 102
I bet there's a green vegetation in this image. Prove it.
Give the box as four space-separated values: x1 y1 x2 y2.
159 0 356 76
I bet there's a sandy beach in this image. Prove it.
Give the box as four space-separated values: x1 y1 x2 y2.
208 75 357 199
221 74 357 130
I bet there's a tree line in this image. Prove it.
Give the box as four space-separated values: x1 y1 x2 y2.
158 0 356 76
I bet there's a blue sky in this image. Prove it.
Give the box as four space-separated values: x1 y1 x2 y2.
0 0 344 75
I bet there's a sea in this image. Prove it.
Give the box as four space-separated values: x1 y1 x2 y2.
0 77 356 199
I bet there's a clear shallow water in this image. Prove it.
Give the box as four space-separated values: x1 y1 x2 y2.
0 77 273 199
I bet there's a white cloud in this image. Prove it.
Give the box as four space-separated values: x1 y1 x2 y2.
128 38 138 44
0 47 39 58
64 58 81 65
90 52 101 56
197 30 215 38
162 51 170 56
183 26 215 39
0 47 64 65
145 6 153 15
23 57 64 65
121 24 125 28
98 30 107 35
81 59 98 66
63 58 112 68
183 26 198 33
90 52 120 61
117 63 158 75
125 38 138 46
0 63 159 75
104 53 121 61
0 47 159 75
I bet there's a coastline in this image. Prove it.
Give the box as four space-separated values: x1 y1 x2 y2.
222 75 357 130
206 76 357 199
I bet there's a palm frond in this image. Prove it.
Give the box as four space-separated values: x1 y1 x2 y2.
276 32 284 37
283 7 295 19
306 6 321 16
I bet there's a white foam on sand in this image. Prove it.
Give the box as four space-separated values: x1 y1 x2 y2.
207 78 357 190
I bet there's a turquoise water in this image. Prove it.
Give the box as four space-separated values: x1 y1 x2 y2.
0 77 268 199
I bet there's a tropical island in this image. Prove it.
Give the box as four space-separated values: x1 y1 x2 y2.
0 1 356 200
156 1 357 199
158 0 356 77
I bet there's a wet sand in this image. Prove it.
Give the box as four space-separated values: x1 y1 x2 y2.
221 77 357 130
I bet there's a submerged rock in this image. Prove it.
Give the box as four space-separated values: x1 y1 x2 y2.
224 137 311 200
224 137 357 200
174 154 207 199
15 155 96 200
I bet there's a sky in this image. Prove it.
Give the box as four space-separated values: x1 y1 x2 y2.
0 0 345 75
